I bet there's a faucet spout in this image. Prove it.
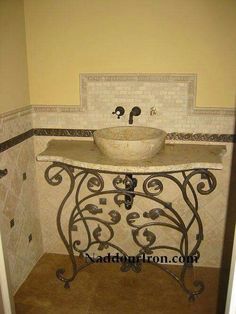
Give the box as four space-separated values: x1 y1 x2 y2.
129 113 134 125
129 106 141 125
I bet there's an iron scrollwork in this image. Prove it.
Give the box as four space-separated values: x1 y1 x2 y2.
44 162 217 300
113 174 137 209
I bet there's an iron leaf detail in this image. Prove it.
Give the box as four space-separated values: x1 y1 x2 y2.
114 194 124 207
113 175 123 189
109 210 121 223
148 179 162 191
143 228 156 246
113 175 136 191
114 194 132 208
143 177 163 196
127 212 140 224
87 175 104 192
143 208 164 220
84 204 103 215
93 225 102 241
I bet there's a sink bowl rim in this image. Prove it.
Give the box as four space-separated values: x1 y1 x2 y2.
93 126 167 142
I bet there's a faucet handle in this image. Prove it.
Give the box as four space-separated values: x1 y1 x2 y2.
112 106 125 119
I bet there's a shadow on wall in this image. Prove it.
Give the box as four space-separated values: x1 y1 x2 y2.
217 117 236 313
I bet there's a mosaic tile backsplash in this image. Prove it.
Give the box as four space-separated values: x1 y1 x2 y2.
0 73 235 293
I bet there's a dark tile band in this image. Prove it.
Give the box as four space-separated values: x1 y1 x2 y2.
166 133 236 142
33 129 236 143
0 128 235 153
0 129 34 153
33 128 95 137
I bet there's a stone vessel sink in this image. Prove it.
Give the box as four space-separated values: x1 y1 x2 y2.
93 126 167 161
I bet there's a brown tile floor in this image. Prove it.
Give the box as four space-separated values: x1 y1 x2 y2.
15 253 221 314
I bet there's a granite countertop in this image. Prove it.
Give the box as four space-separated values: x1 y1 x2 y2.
37 139 226 173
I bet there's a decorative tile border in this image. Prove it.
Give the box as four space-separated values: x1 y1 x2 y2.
80 73 197 113
32 105 84 113
167 132 236 142
34 128 94 137
81 73 196 82
33 128 236 143
0 128 235 153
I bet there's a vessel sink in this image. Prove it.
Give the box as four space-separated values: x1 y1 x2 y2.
93 126 166 161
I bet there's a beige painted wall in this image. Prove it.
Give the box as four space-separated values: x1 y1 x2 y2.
0 0 29 114
24 0 236 108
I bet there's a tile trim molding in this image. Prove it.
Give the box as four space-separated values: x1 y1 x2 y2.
0 105 32 119
31 105 84 113
80 73 197 113
80 73 235 116
33 128 94 137
0 128 235 153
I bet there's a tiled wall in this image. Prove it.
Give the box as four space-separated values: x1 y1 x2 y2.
0 109 43 293
0 74 235 292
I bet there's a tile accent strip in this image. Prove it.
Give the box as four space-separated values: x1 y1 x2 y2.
0 130 34 153
33 128 236 143
0 129 235 153
32 105 85 113
167 133 236 142
33 128 94 137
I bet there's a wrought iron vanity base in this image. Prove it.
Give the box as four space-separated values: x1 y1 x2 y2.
45 162 217 301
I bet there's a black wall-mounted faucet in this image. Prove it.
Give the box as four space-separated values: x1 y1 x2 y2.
112 106 125 119
129 106 141 124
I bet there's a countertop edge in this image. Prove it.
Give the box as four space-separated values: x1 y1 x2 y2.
36 155 224 173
